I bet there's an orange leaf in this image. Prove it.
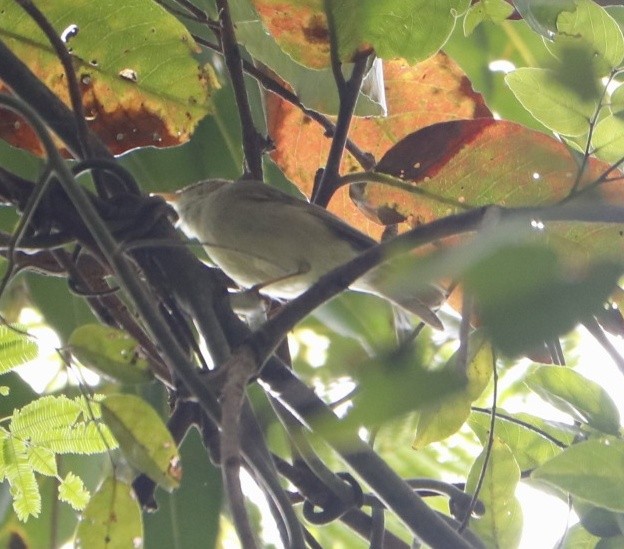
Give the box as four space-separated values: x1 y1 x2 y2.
267 53 491 239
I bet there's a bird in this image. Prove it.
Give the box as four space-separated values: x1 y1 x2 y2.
162 179 444 328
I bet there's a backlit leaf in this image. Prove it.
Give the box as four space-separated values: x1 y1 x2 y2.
468 411 565 470
267 53 490 239
525 365 621 435
26 446 57 477
101 394 181 491
466 439 523 548
58 472 89 511
533 439 624 511
512 0 574 38
413 334 493 448
231 0 383 115
505 67 597 136
69 324 151 384
0 325 37 375
464 0 515 36
2 438 40 521
464 244 621 356
75 477 143 549
251 0 469 66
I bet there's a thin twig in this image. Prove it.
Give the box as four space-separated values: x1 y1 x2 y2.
220 347 259 549
192 34 375 171
313 51 371 206
583 316 624 378
214 0 264 179
14 0 92 162
460 351 498 532
568 68 618 196
471 407 569 448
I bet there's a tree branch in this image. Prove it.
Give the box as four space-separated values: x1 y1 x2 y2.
214 0 265 179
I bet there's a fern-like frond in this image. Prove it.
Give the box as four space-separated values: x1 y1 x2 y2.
4 438 40 521
26 445 57 477
0 325 38 375
58 472 90 510
32 421 117 454
10 395 83 438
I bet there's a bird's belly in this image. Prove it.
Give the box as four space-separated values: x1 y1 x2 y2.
206 247 316 299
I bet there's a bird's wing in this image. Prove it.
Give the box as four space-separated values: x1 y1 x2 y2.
238 181 377 253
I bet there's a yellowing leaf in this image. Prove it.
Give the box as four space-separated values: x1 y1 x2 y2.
0 0 218 155
101 394 181 491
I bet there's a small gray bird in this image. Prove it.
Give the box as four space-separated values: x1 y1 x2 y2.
163 179 444 328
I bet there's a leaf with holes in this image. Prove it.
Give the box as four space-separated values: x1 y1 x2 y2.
0 0 218 155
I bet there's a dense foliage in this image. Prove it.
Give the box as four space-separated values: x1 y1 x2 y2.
1 0 624 547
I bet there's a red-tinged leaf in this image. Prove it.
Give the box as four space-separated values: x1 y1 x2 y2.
251 0 330 69
267 53 491 239
354 119 624 259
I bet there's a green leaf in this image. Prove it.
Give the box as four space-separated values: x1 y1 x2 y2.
75 477 143 549
525 365 621 435
10 395 117 454
553 0 624 73
58 472 90 511
101 394 181 491
468 411 564 470
26 446 57 477
143 429 222 549
0 325 38 375
69 324 151 384
2 438 41 521
511 0 575 38
330 0 470 64
464 0 515 36
505 67 597 136
10 395 83 437
464 244 622 357
336 345 466 434
560 522 601 548
466 439 523 548
592 115 624 164
413 334 493 449
574 499 624 538
533 439 624 511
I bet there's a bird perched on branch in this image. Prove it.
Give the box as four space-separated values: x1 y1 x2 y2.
162 179 444 328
